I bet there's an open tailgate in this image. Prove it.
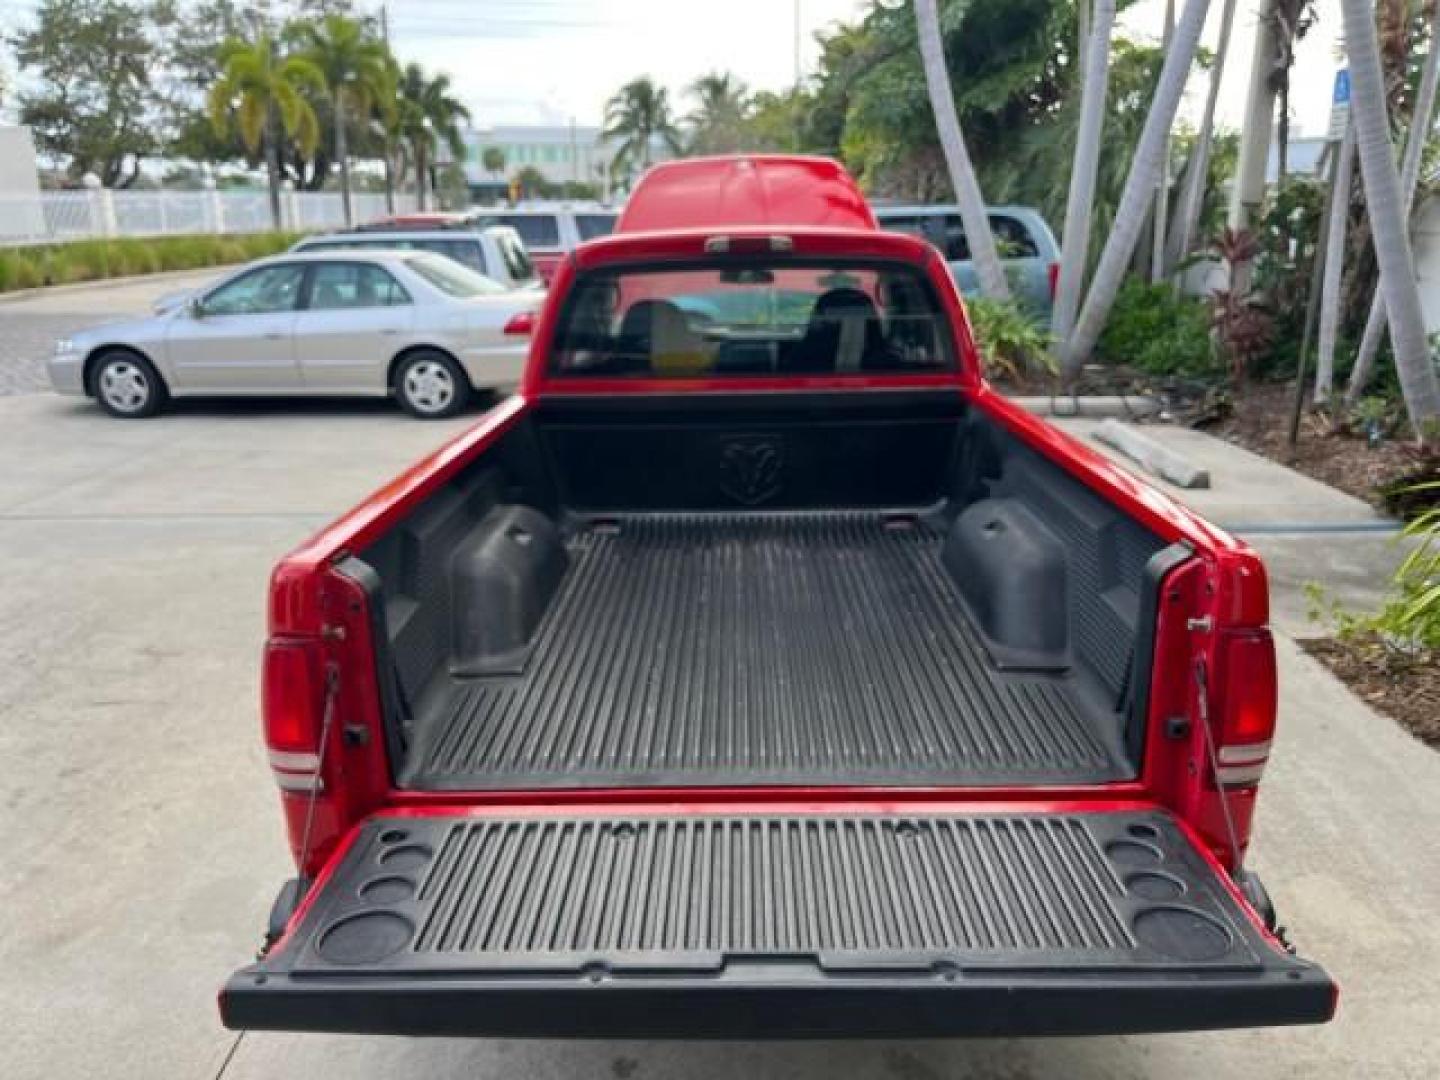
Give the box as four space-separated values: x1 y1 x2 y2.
221 807 1334 1038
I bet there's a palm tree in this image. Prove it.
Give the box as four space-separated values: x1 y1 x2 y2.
208 34 324 230
914 0 1009 300
1052 0 1115 344
1313 122 1356 404
1060 0 1212 378
686 71 750 154
397 63 471 211
482 146 506 179
1339 0 1440 443
604 77 682 180
373 55 404 214
1167 0 1239 271
1346 6 1440 406
292 13 392 226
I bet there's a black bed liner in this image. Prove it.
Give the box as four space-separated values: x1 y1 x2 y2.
222 808 1335 1037
402 512 1130 790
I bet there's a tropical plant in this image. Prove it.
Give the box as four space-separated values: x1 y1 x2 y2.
603 76 682 180
481 146 506 178
397 62 470 211
207 33 324 229
1059 0 1213 379
1096 278 1216 375
1339 0 1440 447
965 297 1055 384
1209 228 1275 382
685 71 750 154
914 0 1009 300
291 13 392 225
1346 5 1440 405
512 165 549 201
1052 0 1115 344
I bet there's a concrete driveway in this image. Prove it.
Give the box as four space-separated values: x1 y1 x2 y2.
2 390 1437 1080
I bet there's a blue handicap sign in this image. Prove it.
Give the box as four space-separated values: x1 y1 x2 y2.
1334 69 1351 104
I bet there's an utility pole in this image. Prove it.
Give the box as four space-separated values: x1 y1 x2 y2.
380 2 389 45
793 0 801 91
569 117 578 197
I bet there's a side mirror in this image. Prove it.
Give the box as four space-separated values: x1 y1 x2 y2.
187 296 208 319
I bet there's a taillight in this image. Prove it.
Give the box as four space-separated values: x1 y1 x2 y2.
262 640 324 792
1047 261 1060 300
504 311 536 336
1212 630 1277 787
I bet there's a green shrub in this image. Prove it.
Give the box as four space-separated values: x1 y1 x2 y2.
0 232 305 293
1097 277 1217 376
1310 480 1440 649
965 296 1055 386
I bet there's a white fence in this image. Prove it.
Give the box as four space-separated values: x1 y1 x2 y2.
0 188 418 245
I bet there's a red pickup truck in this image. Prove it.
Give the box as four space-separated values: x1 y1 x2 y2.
222 156 1334 1038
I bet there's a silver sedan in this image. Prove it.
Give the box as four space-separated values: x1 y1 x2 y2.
48 250 542 419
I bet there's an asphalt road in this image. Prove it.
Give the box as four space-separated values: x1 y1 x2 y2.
2 277 1437 1079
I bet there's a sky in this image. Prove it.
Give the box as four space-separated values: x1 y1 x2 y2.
377 0 1349 138
0 0 1352 139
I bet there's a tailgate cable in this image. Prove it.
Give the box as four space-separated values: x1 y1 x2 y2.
1193 655 1245 874
220 665 340 1079
293 663 342 905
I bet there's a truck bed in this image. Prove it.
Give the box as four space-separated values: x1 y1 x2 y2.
400 511 1129 790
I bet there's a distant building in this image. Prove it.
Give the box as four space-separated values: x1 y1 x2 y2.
1265 136 1328 183
459 124 673 203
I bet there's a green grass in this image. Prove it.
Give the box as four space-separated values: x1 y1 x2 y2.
0 232 307 294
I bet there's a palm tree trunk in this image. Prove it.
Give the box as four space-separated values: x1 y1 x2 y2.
1345 6 1440 405
1061 0 1212 377
1228 0 1278 233
264 105 283 231
1341 0 1440 444
1168 0 1237 271
915 0 1011 300
416 142 429 211
1052 0 1115 344
1314 122 1356 405
383 146 396 215
1151 0 1176 282
335 95 353 227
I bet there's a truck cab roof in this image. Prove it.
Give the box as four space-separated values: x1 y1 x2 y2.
615 155 878 234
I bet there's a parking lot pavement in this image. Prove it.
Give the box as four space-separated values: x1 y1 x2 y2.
0 268 231 395
3 393 1438 1079
1058 416 1411 635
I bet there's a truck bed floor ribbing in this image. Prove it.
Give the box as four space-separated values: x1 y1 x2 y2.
402 512 1129 789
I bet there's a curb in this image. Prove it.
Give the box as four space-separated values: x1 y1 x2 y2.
0 264 238 305
1011 394 1163 420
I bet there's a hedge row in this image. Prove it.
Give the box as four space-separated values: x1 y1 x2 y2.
0 232 306 293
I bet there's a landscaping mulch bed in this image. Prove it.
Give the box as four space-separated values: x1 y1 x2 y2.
1209 379 1424 513
1301 635 1440 749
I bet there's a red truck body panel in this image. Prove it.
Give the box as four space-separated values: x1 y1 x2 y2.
265 149 1274 875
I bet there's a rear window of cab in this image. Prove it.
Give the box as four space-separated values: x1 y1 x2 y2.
551 261 955 379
